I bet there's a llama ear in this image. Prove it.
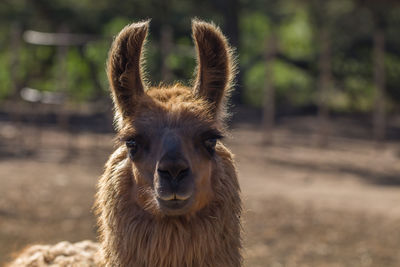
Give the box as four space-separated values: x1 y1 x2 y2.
107 21 149 119
192 20 235 114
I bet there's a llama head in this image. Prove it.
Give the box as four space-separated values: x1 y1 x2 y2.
107 19 235 217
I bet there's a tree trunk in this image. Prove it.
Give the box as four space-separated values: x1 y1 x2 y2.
373 26 386 142
9 22 24 154
218 0 242 104
317 26 331 147
10 22 22 99
262 31 277 144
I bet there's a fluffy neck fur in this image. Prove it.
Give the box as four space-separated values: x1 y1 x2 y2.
95 143 242 267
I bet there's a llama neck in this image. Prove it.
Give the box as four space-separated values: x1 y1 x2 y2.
97 145 242 267
111 205 240 267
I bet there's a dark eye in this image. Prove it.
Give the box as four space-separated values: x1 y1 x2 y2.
126 139 138 159
204 138 218 154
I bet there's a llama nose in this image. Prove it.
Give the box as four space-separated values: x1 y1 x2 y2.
157 158 190 181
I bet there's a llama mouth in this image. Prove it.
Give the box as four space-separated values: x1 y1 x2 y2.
156 196 193 215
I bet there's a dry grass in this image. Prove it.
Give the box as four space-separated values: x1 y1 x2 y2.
244 197 400 267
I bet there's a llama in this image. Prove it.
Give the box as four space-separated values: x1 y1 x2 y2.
9 19 242 267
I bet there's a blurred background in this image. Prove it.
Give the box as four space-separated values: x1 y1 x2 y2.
1 0 400 266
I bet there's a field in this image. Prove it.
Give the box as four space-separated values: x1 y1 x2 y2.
1 116 400 266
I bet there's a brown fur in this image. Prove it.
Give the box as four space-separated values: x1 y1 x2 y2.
192 19 237 119
95 137 241 266
7 241 100 267
95 19 241 267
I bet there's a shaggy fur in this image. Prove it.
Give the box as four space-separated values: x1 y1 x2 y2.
95 19 241 267
95 135 241 266
9 19 241 267
8 241 100 267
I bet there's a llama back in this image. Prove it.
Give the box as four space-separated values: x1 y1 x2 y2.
7 241 101 267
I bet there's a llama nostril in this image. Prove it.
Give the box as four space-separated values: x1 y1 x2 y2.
157 164 190 181
176 168 190 181
157 169 170 178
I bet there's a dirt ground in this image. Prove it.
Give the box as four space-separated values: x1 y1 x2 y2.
1 118 400 266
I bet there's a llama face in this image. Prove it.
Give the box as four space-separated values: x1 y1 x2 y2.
108 20 234 217
118 88 222 216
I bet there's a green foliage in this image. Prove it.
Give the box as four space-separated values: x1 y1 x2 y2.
103 17 131 37
0 0 399 114
244 62 265 107
85 41 109 93
0 53 11 98
279 8 313 59
342 76 374 112
273 60 313 107
241 9 313 108
166 51 196 83
386 53 400 102
244 60 313 108
240 12 270 65
65 49 93 101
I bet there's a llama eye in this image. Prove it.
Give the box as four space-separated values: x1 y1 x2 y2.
204 138 217 154
126 139 138 158
126 139 137 148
